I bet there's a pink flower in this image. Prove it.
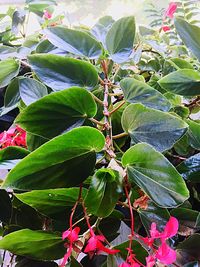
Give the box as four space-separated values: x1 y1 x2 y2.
146 255 155 267
156 241 176 265
60 227 82 267
84 234 120 257
62 227 80 242
164 2 178 19
0 126 26 149
162 216 179 239
43 10 52 19
119 263 131 267
162 25 171 32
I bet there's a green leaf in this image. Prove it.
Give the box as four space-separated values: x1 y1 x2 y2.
15 188 87 218
171 208 200 233
138 201 170 234
16 87 97 139
0 189 12 224
175 17 200 61
0 229 65 260
122 143 189 208
177 234 200 259
44 27 102 59
114 239 148 264
186 120 200 150
2 127 105 190
177 153 200 183
0 45 17 60
0 147 29 169
4 78 20 108
120 78 171 111
158 69 200 97
0 59 20 88
36 39 66 55
19 77 48 106
28 54 98 91
106 16 136 63
16 258 58 267
122 103 188 152
85 169 121 217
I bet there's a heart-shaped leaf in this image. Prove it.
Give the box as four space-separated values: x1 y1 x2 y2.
0 59 20 88
15 188 87 218
16 87 97 138
175 17 200 62
122 143 190 207
106 16 135 63
0 229 65 260
158 69 200 97
2 127 105 190
120 78 171 111
28 54 98 91
122 103 188 152
44 27 102 59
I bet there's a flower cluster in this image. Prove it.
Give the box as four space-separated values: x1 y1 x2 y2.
0 126 26 149
60 216 178 267
162 2 178 32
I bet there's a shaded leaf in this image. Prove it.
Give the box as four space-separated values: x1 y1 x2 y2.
0 59 20 88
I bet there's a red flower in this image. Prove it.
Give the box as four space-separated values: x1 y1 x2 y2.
164 2 178 19
162 216 179 239
146 255 155 267
156 241 176 265
162 25 171 32
84 234 120 257
0 126 26 149
43 10 52 19
62 227 80 243
60 227 82 267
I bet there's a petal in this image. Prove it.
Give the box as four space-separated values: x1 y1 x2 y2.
84 237 98 253
150 222 161 239
97 241 120 255
164 216 179 238
146 255 155 267
118 263 131 267
62 230 71 240
70 227 80 242
156 242 176 265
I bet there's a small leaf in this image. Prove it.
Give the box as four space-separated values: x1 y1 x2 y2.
28 54 98 91
106 16 136 63
85 169 121 217
158 69 200 97
19 77 48 106
122 103 188 152
175 17 200 62
0 59 20 88
16 87 97 138
122 143 190 208
4 78 20 108
2 127 105 190
0 229 65 260
120 78 171 111
177 153 200 183
44 27 102 59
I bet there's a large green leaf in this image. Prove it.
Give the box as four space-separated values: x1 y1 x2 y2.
106 16 135 63
0 229 65 260
44 27 102 59
19 77 48 106
0 58 20 88
16 87 97 139
16 258 58 267
2 127 105 190
138 201 170 234
122 103 188 152
85 169 121 218
158 69 200 97
186 120 200 150
175 17 200 61
120 78 171 111
15 188 87 218
28 54 98 91
122 143 190 208
177 234 200 259
177 153 200 183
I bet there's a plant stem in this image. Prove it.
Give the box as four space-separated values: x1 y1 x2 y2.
113 132 128 140
91 93 104 106
109 100 126 115
89 118 104 127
